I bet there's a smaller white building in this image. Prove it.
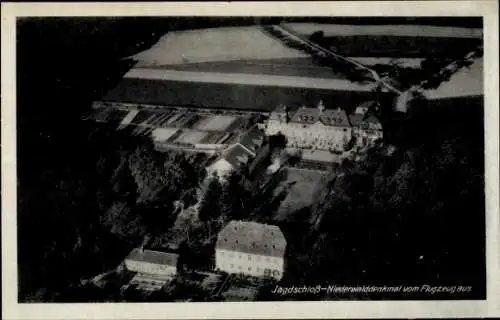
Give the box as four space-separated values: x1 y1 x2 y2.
124 248 179 278
206 126 265 179
353 100 374 116
349 114 383 147
215 220 287 280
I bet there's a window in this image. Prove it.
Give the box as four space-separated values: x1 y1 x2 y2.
248 255 252 261
248 267 252 271
230 264 234 268
220 251 224 256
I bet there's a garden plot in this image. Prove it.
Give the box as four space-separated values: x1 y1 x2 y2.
151 128 179 142
143 111 173 127
195 115 239 131
173 130 210 145
272 168 328 222
128 110 156 125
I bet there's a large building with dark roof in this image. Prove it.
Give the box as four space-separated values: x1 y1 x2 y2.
265 99 383 150
215 220 286 280
265 100 353 150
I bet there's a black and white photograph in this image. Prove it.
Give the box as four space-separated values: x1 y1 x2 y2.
2 1 499 319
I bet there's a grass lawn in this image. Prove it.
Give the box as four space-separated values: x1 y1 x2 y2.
272 168 328 223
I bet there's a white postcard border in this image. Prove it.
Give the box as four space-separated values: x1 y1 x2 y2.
2 1 499 319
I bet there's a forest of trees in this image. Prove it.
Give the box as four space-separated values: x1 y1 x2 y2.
16 17 221 301
18 121 207 301
277 94 485 299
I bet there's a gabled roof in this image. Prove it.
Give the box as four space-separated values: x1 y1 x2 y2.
354 100 376 115
319 109 351 127
269 104 288 121
222 144 255 170
350 113 364 125
290 107 320 124
349 114 382 130
125 248 179 267
216 220 286 257
289 107 351 127
239 126 264 156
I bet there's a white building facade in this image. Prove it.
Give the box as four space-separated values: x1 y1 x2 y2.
265 101 352 151
266 100 383 151
349 113 383 147
215 220 287 280
124 248 178 278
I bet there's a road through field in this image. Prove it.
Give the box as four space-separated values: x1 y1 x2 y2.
272 24 402 94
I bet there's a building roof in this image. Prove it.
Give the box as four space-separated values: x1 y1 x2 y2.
216 220 287 257
349 114 364 127
207 126 264 177
354 100 376 115
125 248 179 267
349 114 382 130
238 126 264 156
290 107 320 124
222 144 255 170
289 106 351 127
320 109 351 127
